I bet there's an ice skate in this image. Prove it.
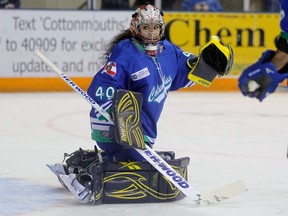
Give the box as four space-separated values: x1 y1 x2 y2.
46 163 67 176
59 174 94 204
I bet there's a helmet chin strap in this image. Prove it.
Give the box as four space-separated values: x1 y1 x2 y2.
144 43 158 56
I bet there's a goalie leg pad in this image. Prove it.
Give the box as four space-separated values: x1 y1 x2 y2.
89 156 190 204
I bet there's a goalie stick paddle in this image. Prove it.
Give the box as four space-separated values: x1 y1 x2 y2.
178 180 247 207
34 50 201 203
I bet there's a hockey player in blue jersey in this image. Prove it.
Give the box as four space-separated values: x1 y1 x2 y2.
238 0 288 101
87 3 233 162
47 3 233 204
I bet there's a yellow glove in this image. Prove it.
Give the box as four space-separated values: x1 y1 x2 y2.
187 36 234 87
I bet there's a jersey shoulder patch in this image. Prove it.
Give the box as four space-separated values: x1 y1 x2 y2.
102 61 117 77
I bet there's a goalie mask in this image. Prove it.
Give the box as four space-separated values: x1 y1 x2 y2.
130 4 165 56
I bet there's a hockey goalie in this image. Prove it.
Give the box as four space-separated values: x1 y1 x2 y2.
47 3 233 204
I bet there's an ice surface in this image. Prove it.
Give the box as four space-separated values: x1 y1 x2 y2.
0 92 287 216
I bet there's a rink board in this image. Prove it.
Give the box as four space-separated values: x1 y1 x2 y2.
0 77 239 92
0 10 279 92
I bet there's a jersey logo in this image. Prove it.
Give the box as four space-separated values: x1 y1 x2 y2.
102 61 117 77
131 67 150 81
148 76 172 103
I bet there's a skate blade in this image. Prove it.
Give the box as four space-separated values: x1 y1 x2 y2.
58 174 92 204
46 163 66 176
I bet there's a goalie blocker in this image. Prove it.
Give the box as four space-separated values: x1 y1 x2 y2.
53 148 190 204
110 89 146 150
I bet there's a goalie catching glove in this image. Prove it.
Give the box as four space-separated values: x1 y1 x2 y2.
187 36 234 87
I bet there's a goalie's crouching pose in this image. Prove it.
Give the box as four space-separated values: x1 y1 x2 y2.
48 146 190 204
48 89 191 204
48 3 233 204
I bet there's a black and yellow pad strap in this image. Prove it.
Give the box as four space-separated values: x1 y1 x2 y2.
187 36 234 87
111 89 146 150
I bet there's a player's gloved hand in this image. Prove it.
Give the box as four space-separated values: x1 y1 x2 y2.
187 35 234 87
238 50 288 102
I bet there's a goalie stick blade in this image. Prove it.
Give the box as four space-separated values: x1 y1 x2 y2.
199 180 247 206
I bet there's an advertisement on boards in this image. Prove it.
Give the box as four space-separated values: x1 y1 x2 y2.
164 13 280 76
0 11 281 78
0 10 130 78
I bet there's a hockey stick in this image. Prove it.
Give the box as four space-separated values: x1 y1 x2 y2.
199 180 247 206
34 50 201 203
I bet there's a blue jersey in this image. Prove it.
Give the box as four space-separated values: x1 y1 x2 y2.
87 39 194 146
280 0 288 34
